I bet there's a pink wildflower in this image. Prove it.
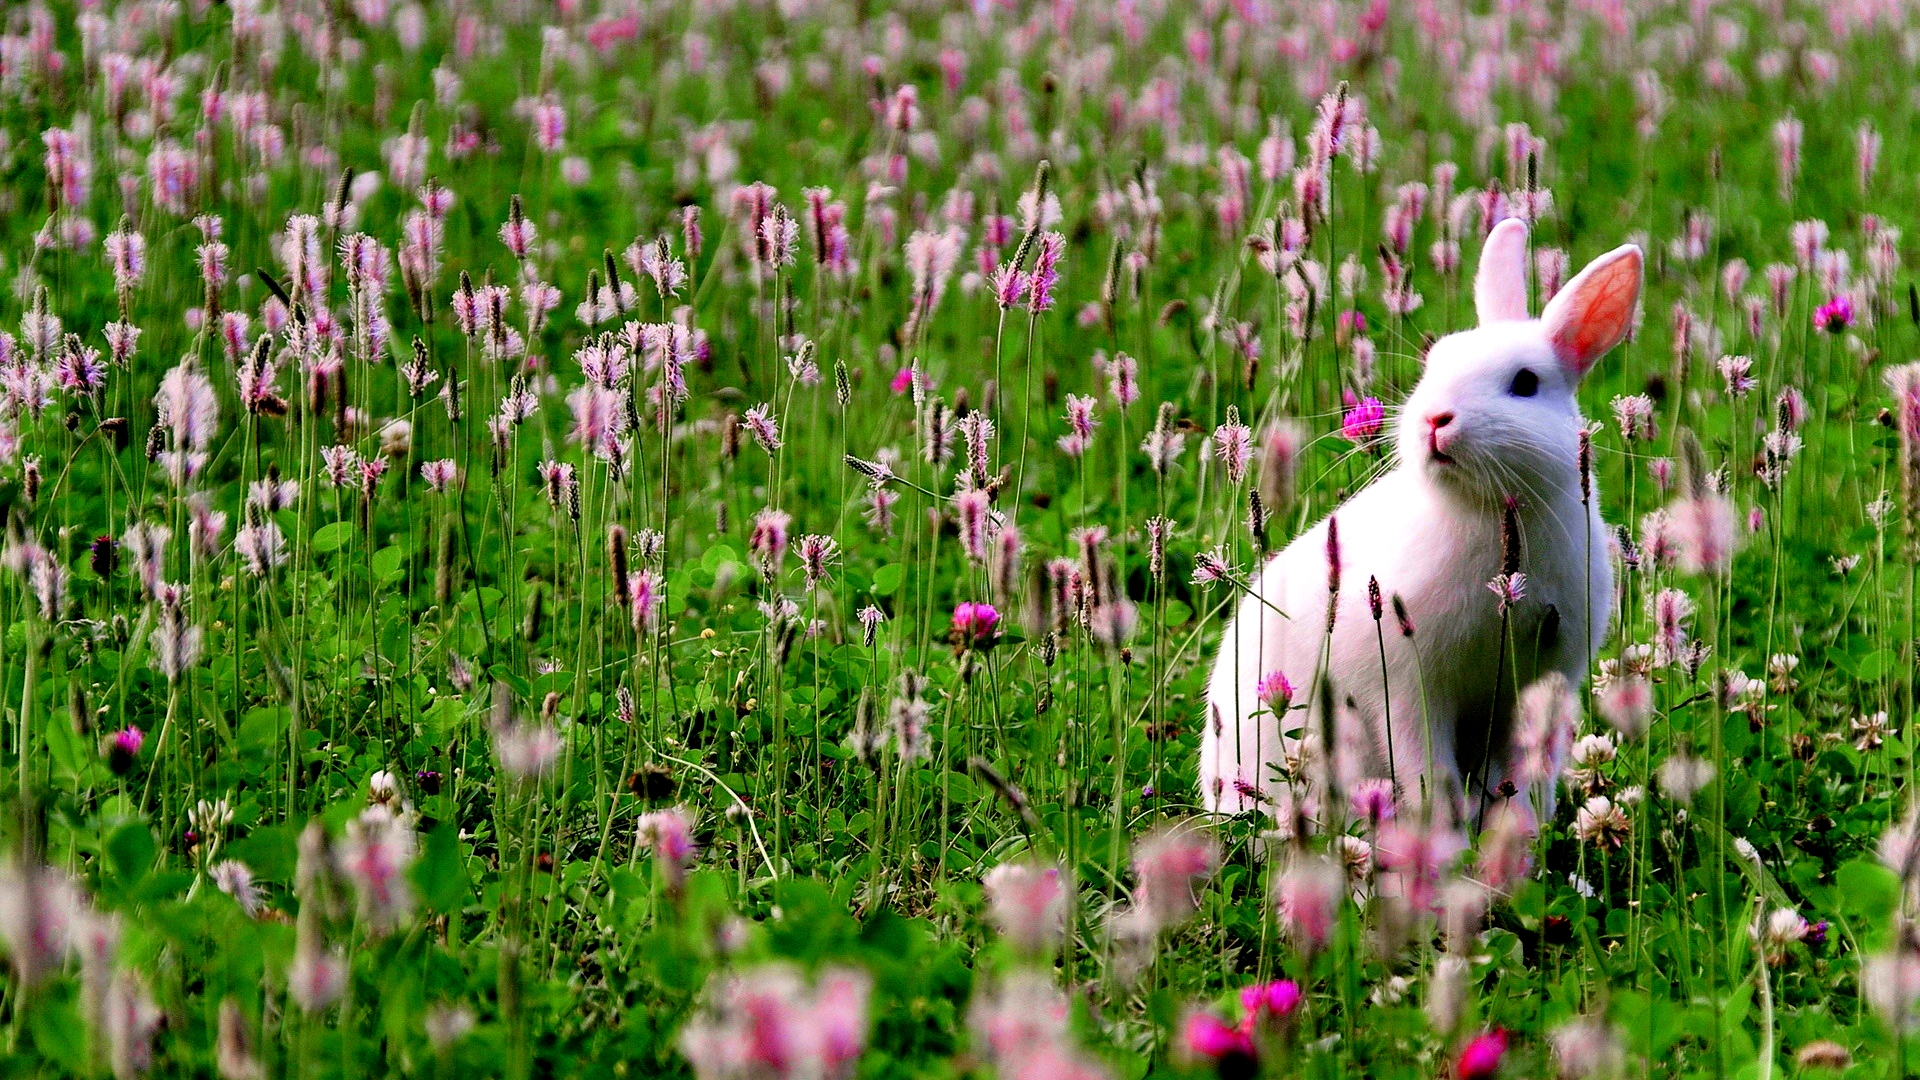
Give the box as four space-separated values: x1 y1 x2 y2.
951 601 1000 644
636 807 697 894
1456 1029 1508 1080
1340 396 1384 442
982 861 1067 956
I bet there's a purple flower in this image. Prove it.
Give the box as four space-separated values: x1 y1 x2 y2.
982 862 1066 956
1814 295 1854 334
1058 395 1098 457
796 534 839 590
1487 571 1527 612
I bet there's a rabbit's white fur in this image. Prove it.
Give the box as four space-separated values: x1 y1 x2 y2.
1199 219 1641 829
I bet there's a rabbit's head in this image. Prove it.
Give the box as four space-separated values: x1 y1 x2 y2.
1396 218 1643 506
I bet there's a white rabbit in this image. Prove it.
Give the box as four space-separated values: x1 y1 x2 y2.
1199 218 1640 830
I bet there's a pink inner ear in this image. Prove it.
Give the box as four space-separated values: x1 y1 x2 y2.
1551 254 1640 374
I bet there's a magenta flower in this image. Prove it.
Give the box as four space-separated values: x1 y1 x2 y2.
1238 980 1302 1025
890 367 914 394
1340 396 1385 442
1256 671 1293 714
105 725 144 776
1456 1029 1508 1080
1814 295 1854 334
1183 1012 1253 1062
951 602 1000 644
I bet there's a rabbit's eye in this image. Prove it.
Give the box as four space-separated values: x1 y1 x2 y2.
1509 368 1540 397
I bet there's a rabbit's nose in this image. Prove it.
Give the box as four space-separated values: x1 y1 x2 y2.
1426 411 1455 430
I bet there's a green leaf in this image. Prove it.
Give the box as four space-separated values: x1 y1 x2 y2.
1162 599 1194 627
133 871 193 902
28 988 88 1072
702 543 740 572
413 823 471 914
105 821 156 887
312 521 354 553
1856 648 1896 682
371 545 408 583
872 564 905 596
43 715 85 781
1835 858 1900 937
238 707 286 755
225 824 298 882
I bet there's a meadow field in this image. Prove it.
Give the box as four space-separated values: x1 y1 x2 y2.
0 0 1916 1076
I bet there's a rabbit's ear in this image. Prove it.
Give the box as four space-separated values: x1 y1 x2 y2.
1474 218 1531 325
1542 244 1643 378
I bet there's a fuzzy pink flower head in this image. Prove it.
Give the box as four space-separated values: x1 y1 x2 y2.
419 459 458 492
1375 819 1467 912
1456 1029 1508 1080
628 570 664 631
338 806 417 932
1486 571 1527 612
749 508 792 570
1274 856 1343 952
1059 394 1099 457
637 807 697 893
680 964 871 1080
1256 670 1294 714
982 861 1067 956
951 601 1000 643
288 941 347 1013
889 367 914 393
1212 415 1254 485
1669 493 1739 576
1348 778 1396 824
1133 826 1219 934
1182 1011 1254 1062
1340 395 1384 442
1026 231 1065 312
1476 800 1538 892
1598 676 1654 739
